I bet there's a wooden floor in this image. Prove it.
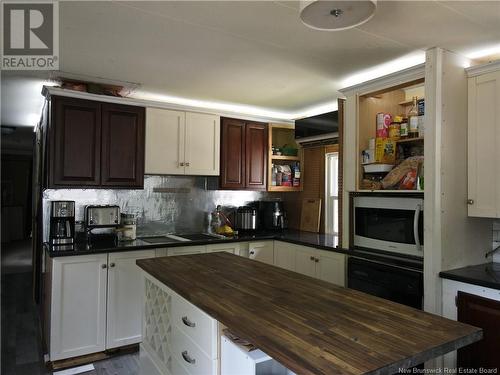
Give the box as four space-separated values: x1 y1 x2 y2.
1 240 140 375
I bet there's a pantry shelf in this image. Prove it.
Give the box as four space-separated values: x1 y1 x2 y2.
268 123 303 192
396 137 424 144
398 96 424 106
268 186 301 192
271 155 300 161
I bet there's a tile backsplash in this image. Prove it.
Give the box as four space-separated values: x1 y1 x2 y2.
492 220 500 262
43 175 281 241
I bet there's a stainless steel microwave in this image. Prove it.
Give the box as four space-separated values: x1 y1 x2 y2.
353 196 423 258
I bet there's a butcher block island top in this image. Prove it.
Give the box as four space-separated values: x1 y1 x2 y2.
136 252 481 375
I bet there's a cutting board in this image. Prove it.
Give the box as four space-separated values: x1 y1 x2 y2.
300 198 322 233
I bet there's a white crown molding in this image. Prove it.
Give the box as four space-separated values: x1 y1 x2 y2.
466 60 500 78
41 86 294 124
338 63 426 97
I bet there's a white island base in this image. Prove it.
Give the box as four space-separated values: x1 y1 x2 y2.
139 273 292 375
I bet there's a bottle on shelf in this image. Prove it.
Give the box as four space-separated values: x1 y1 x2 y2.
271 164 277 186
408 96 419 138
293 162 301 187
400 118 408 139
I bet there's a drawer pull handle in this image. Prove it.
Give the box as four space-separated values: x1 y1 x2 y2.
182 316 196 328
182 350 196 364
310 256 314 261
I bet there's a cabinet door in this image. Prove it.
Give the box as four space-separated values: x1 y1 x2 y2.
457 291 500 369
50 96 101 186
245 122 267 190
273 241 296 271
168 246 206 256
315 250 345 287
185 113 220 176
50 254 108 361
248 241 274 265
101 103 145 188
206 243 241 255
294 246 317 278
468 71 500 217
220 118 246 189
106 250 155 349
145 108 186 175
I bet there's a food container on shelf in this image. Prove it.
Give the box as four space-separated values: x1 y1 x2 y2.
363 164 394 173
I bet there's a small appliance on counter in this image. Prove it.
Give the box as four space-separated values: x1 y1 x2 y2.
258 201 287 231
83 205 121 247
235 205 258 232
84 205 120 229
49 201 75 251
115 213 137 241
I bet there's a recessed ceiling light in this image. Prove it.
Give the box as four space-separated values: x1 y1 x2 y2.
300 0 377 31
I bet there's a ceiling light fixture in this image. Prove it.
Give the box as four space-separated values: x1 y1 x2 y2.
300 0 377 31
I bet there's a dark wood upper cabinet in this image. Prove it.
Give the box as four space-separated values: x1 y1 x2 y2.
220 117 267 190
101 103 145 188
457 291 500 370
220 118 246 189
245 122 267 190
48 96 145 189
50 97 101 186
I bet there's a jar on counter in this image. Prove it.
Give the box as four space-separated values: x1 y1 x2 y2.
119 213 136 241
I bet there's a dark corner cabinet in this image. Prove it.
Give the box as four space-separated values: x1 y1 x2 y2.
457 291 500 370
220 117 267 190
48 96 145 189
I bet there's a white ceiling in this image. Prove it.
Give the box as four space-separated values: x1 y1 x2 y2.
2 0 500 127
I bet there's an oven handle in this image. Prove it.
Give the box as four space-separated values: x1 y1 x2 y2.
349 256 423 274
414 204 422 252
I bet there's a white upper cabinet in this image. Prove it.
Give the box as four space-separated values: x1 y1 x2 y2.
184 112 220 176
467 67 500 217
145 108 185 175
145 108 220 176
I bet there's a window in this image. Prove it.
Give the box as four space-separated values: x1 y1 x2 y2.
325 152 339 235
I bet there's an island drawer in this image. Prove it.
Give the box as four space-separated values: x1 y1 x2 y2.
172 293 218 358
171 325 217 375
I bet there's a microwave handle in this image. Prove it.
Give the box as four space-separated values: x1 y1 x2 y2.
414 204 422 252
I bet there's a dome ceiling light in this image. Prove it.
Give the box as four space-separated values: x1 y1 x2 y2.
300 0 377 31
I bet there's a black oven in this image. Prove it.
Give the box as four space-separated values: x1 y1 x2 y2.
347 255 423 310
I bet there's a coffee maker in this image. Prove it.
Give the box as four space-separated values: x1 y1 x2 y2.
258 201 287 231
49 201 75 250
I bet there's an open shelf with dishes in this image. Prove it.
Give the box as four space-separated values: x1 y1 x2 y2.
358 79 425 192
267 123 303 192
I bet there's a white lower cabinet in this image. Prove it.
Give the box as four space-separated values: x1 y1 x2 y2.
273 241 296 271
50 254 108 361
49 250 155 361
273 241 346 287
248 241 274 265
106 250 155 349
140 274 218 375
315 250 346 286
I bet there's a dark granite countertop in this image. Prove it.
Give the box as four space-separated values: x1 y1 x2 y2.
440 262 500 291
44 230 350 258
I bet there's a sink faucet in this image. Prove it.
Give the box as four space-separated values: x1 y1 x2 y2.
485 244 500 258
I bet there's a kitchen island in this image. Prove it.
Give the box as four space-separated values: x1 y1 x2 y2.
137 252 481 375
